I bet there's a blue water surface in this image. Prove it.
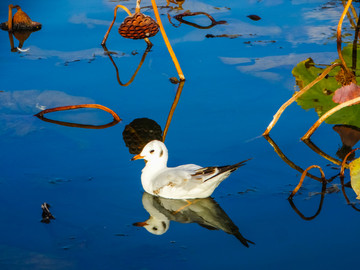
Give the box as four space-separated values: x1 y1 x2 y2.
1 0 360 269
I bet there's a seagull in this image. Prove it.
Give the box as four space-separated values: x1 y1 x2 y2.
131 140 250 199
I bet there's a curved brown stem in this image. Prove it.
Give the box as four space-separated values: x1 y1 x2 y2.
101 5 132 46
102 45 150 87
35 104 121 122
337 0 353 75
151 0 185 81
288 165 326 199
340 147 360 177
174 11 226 29
263 63 342 136
302 96 360 140
288 180 327 221
162 80 185 141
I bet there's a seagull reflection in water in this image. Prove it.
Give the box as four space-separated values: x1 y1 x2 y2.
133 192 254 247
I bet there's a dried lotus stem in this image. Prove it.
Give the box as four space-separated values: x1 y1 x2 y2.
340 147 360 177
288 165 326 199
263 63 342 136
337 0 353 75
101 5 132 46
151 0 185 81
35 104 121 122
302 96 360 140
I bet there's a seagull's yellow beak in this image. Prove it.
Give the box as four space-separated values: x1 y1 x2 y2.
131 154 144 161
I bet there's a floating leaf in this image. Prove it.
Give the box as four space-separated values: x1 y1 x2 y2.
333 82 360 104
349 157 360 199
292 43 360 128
247 15 261 21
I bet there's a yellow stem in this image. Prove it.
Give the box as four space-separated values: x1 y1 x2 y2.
337 0 353 75
8 4 13 32
151 0 185 81
263 63 342 136
302 96 360 140
288 165 325 199
101 5 132 46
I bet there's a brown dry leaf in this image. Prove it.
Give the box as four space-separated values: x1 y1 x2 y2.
332 82 360 104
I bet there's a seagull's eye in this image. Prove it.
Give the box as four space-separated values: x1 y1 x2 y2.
150 150 155 154
152 227 158 231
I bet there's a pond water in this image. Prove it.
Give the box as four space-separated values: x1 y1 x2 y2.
1 0 360 269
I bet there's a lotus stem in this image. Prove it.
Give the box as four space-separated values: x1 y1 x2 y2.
151 0 185 81
35 104 121 122
340 147 360 177
101 5 132 46
302 96 360 140
288 165 326 199
135 0 141 13
263 63 342 136
163 80 185 141
337 0 353 75
8 4 13 32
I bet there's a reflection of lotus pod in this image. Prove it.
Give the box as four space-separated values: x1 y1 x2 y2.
118 13 159 40
123 118 163 154
0 6 42 31
13 30 32 48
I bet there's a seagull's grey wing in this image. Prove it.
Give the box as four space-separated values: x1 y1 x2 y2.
192 159 251 182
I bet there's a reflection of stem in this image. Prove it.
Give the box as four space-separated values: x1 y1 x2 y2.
151 0 185 81
302 96 360 140
8 32 16 51
263 63 342 136
302 139 346 167
340 147 360 176
162 80 185 141
35 104 121 122
288 165 326 199
174 11 227 29
288 181 327 221
101 5 132 46
102 45 150 87
337 0 353 75
263 135 324 182
35 116 120 129
340 176 360 211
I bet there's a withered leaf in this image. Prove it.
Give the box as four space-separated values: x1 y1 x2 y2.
247 15 261 21
332 82 360 104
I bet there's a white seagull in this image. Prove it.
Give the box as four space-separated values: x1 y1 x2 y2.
131 140 250 199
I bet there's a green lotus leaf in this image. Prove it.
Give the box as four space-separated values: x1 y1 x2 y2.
292 43 360 128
